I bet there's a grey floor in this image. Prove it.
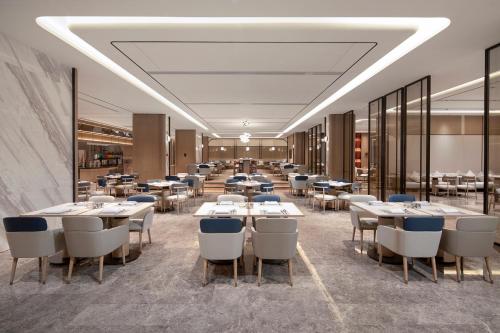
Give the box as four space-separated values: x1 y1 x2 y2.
0 192 499 332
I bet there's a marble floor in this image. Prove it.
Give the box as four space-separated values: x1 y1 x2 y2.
0 192 499 332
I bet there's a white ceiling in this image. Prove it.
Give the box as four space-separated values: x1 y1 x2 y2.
0 0 499 137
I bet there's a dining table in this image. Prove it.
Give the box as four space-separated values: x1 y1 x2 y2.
193 201 304 218
350 201 484 263
22 201 154 264
147 180 183 211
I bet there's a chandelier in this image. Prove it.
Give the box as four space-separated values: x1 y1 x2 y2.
239 132 251 143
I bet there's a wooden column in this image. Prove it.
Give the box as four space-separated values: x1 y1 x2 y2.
132 114 166 181
202 135 209 162
175 129 196 173
327 113 355 180
293 132 306 164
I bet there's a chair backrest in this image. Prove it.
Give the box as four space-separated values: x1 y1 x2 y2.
166 176 180 181
253 194 281 202
182 178 194 187
97 178 107 187
388 194 416 202
142 208 155 230
260 182 274 192
200 218 242 233
127 194 156 202
89 195 115 203
295 175 308 181
456 216 498 232
217 194 247 203
255 218 297 233
62 216 103 232
137 183 150 192
252 218 298 260
3 217 47 232
349 194 377 203
198 164 210 168
403 216 444 231
233 175 247 181
185 175 201 187
226 178 239 184
283 164 294 169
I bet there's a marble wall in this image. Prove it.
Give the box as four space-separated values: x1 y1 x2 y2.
0 33 73 251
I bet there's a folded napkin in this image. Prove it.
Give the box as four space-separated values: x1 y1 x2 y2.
42 206 73 214
264 201 279 206
264 206 283 214
101 206 126 214
219 201 233 205
214 206 233 214
439 207 459 213
119 201 137 206
414 201 430 206
385 208 405 214
368 201 384 206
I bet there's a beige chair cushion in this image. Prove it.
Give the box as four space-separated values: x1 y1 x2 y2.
255 218 297 233
456 216 498 232
62 216 103 232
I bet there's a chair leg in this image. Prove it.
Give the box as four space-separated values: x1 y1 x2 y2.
41 256 48 284
258 257 263 286
98 256 104 284
485 257 493 283
202 259 208 286
455 256 461 282
373 229 377 243
403 256 409 284
9 257 18 285
360 229 364 254
288 259 293 287
67 257 75 283
138 232 143 253
378 243 382 266
431 257 438 283
147 229 152 244
351 227 356 241
38 257 42 282
233 259 238 287
121 245 126 265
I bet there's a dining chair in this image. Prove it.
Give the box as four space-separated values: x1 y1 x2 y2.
456 175 478 200
253 194 281 203
251 218 298 286
291 176 308 197
185 175 203 196
166 183 189 214
198 218 245 286
349 195 378 253
388 194 416 202
439 216 498 283
62 216 129 283
378 216 444 284
312 182 337 212
3 217 65 284
128 200 155 253
165 175 180 181
77 181 91 201
217 194 247 203
198 164 211 180
436 175 458 197
260 182 274 194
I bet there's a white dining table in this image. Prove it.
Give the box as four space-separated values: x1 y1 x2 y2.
193 202 249 218
193 202 304 218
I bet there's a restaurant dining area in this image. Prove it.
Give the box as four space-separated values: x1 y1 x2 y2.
0 1 499 332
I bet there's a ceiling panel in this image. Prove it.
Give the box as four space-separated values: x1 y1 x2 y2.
152 73 339 103
116 42 374 73
186 103 305 118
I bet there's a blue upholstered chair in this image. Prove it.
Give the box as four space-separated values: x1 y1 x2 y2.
165 175 180 181
291 176 308 196
198 218 245 286
127 194 156 202
3 217 65 284
260 182 274 194
253 194 281 203
388 194 416 202
378 216 444 284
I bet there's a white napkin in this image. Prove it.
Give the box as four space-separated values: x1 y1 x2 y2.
214 206 233 214
368 201 384 206
440 207 459 213
264 201 279 205
119 201 137 206
219 201 233 205
264 206 283 214
42 206 73 214
386 208 405 214
101 206 126 214
415 201 430 206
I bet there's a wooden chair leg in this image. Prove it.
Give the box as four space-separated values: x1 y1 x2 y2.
351 227 356 241
67 257 75 283
455 256 461 283
41 256 48 284
258 257 262 286
147 229 152 244
360 229 364 254
288 259 293 287
378 244 382 266
9 257 18 285
202 259 208 286
373 229 377 243
121 245 126 265
38 257 42 282
98 256 104 284
403 256 409 284
138 232 143 253
431 257 438 283
485 257 493 283
233 259 238 287
460 256 464 280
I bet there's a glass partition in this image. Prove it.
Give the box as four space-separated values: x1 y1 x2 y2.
368 98 383 198
384 89 403 197
486 44 500 218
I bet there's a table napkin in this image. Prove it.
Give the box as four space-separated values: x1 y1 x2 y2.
368 201 384 206
119 201 137 206
264 201 279 205
264 206 283 214
214 206 233 214
219 201 233 205
386 208 405 214
101 206 126 214
42 206 73 214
